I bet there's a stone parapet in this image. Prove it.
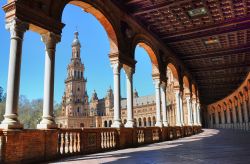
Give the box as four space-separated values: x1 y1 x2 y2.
0 126 202 163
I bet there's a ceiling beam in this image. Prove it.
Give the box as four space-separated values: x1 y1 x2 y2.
195 73 246 80
191 63 249 72
131 0 191 16
181 45 250 60
162 16 250 42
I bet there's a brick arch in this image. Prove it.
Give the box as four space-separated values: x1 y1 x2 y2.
238 91 244 104
243 86 249 101
57 0 119 54
167 63 180 87
183 75 190 94
131 34 161 75
192 84 198 100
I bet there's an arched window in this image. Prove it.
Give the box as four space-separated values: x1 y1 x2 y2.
109 120 112 127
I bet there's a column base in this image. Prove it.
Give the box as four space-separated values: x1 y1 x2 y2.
37 116 57 129
155 121 163 127
0 123 23 130
175 123 182 127
37 123 58 129
0 114 23 129
163 121 168 127
124 121 136 128
111 120 123 128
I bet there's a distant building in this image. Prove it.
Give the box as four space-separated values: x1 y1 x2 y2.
56 32 166 128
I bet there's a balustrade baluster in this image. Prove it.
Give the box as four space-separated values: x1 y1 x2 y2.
65 132 69 153
101 132 104 148
106 132 110 148
70 132 73 153
103 132 107 149
73 132 77 153
110 132 113 148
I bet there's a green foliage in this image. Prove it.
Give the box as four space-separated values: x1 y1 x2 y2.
54 102 62 117
0 101 5 121
0 86 6 121
0 91 62 129
0 86 6 102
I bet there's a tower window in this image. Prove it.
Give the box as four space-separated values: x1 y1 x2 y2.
78 88 80 91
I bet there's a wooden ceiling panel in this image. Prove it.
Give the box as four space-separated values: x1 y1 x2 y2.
113 0 250 104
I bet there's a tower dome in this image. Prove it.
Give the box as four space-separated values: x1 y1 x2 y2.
72 31 81 47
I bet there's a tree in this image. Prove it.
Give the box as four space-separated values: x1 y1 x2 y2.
54 102 62 117
0 101 5 121
0 86 5 121
0 86 3 102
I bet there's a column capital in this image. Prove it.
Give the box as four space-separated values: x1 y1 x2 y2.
6 18 28 39
123 64 135 79
41 32 61 50
153 78 161 88
160 81 166 89
185 96 191 101
111 62 122 75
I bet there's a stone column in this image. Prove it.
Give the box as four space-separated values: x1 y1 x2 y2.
154 79 163 127
226 105 231 124
232 104 237 124
174 89 181 126
215 110 219 126
197 103 201 125
124 66 135 128
238 102 243 123
161 83 168 126
243 98 249 123
221 109 225 125
179 91 184 126
186 95 192 126
111 62 123 128
0 18 28 129
192 99 197 125
37 32 60 129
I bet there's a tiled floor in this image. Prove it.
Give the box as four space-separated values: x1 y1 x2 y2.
50 129 250 164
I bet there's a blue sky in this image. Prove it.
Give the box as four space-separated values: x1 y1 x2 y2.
0 3 154 103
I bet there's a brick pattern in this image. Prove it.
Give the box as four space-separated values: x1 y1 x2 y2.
0 126 201 163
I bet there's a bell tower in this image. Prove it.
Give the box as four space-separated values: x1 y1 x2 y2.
62 32 89 117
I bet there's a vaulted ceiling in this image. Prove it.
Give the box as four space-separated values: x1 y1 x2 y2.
113 0 250 104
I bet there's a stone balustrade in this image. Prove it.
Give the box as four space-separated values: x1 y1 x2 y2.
0 126 201 163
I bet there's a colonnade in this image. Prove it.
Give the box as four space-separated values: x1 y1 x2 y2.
0 18 202 129
208 73 250 130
